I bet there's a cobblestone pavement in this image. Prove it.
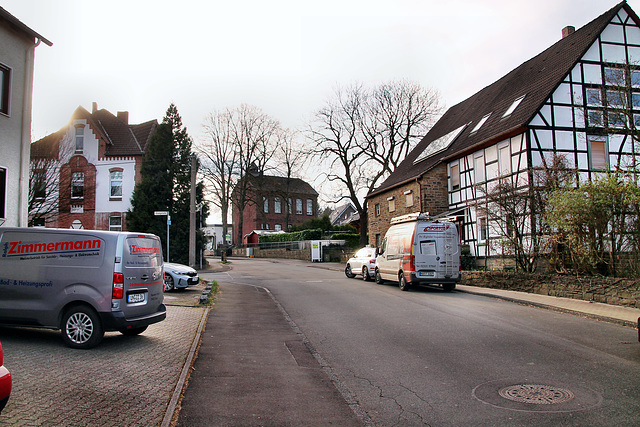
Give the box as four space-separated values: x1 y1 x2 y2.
0 303 207 426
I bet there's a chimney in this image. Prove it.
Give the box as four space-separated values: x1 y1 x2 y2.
562 26 575 38
92 102 98 113
117 111 129 124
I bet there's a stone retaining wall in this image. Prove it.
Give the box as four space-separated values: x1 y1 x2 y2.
462 271 640 308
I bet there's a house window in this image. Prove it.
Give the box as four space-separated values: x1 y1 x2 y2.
110 170 123 199
588 136 608 170
263 197 269 213
375 203 380 216
306 199 313 215
478 217 488 243
75 126 84 153
274 197 282 214
0 167 6 219
405 191 413 207
288 198 292 214
450 163 460 190
33 170 46 200
387 196 395 213
296 199 302 215
375 234 381 248
604 67 625 85
502 95 526 118
0 64 10 115
607 111 625 128
586 88 602 106
587 110 604 127
606 89 625 107
470 113 491 134
109 215 122 231
275 224 282 231
71 172 84 199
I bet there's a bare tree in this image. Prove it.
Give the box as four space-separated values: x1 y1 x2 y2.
307 80 442 245
198 109 238 246
198 104 281 245
28 133 74 227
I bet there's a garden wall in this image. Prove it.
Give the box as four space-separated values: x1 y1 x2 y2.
462 271 640 308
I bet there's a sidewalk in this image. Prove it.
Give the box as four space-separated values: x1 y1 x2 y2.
175 281 364 426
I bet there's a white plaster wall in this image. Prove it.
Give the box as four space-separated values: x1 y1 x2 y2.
95 158 137 213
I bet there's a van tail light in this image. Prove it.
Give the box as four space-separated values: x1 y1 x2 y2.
162 271 165 293
113 272 124 299
409 254 416 271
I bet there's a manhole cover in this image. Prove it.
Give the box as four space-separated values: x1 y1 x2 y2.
498 384 575 405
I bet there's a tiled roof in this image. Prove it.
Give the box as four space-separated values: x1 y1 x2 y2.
251 175 319 196
31 106 158 157
368 1 631 198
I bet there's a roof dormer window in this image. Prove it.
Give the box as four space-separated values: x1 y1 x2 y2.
470 113 491 134
413 123 468 164
502 95 526 118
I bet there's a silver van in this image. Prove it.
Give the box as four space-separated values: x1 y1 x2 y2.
0 228 166 349
375 213 461 292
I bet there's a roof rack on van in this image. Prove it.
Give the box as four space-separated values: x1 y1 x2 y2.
390 212 433 224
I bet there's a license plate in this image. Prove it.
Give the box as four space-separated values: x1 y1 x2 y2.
418 271 435 277
128 293 145 303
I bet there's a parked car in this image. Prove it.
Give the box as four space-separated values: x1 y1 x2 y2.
345 246 377 281
0 341 11 414
164 262 199 291
375 213 460 292
0 228 166 349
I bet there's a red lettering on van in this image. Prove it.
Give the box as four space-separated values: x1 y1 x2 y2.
130 245 160 254
2 239 101 257
423 224 447 232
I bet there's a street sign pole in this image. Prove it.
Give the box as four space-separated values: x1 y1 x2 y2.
154 211 170 262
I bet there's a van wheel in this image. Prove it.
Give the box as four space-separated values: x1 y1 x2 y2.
442 283 456 292
375 270 384 284
119 326 148 336
345 264 356 278
61 306 104 349
362 266 371 281
399 275 411 291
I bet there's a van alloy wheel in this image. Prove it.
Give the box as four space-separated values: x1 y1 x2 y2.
399 275 410 291
61 306 104 349
375 270 384 284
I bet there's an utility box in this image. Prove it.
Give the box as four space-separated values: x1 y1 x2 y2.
311 241 322 262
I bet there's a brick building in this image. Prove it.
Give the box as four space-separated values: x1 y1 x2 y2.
30 103 157 230
232 174 319 245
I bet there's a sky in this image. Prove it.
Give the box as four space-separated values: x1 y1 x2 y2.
2 0 636 219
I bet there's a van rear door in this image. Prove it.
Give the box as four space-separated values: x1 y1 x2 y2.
414 222 459 279
121 235 164 318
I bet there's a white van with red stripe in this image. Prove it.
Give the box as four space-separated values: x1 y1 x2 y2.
375 213 461 292
0 228 166 349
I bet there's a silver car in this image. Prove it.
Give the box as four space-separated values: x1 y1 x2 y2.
163 262 199 291
345 246 377 281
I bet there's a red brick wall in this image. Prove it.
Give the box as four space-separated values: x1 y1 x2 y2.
58 155 97 229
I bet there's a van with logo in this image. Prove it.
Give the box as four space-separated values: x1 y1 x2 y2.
375 213 461 292
0 228 166 349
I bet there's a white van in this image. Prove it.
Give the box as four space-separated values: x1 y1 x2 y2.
375 213 461 292
0 228 166 349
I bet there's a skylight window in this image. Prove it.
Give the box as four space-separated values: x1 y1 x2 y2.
502 95 526 118
470 113 491 134
413 123 468 164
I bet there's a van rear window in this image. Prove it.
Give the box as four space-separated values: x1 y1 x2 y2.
125 237 162 267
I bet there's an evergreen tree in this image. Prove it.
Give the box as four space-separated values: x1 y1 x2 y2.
128 104 209 265
127 123 175 254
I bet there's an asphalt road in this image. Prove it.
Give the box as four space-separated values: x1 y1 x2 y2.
203 258 640 426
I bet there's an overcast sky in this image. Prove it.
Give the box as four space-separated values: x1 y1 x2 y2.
4 0 634 145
